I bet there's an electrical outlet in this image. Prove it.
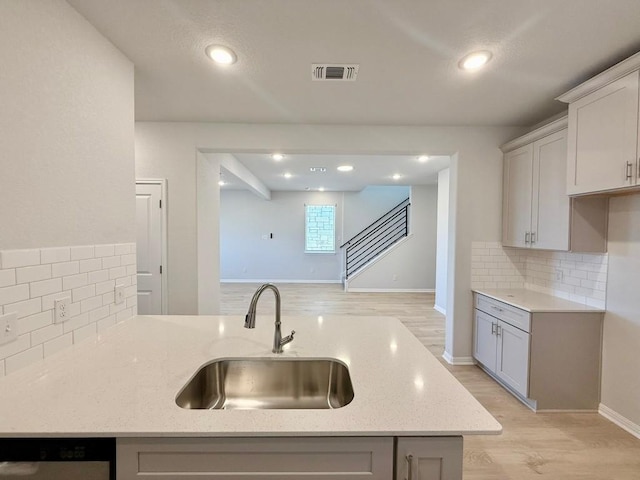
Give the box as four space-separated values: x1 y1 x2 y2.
114 284 125 305
0 312 18 345
392 274 398 281
54 297 71 323
555 269 563 281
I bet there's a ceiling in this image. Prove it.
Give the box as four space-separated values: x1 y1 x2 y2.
217 154 450 192
68 0 640 127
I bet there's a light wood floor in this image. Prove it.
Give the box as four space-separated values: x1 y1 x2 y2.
221 283 640 479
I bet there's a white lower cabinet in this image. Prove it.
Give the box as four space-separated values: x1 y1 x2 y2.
494 320 530 398
396 437 463 480
473 292 603 411
117 436 463 480
473 310 498 370
473 309 530 398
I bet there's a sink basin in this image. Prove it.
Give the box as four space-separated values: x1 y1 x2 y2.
175 358 354 410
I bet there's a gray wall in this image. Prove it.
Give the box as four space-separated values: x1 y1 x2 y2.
220 190 343 282
219 186 410 282
342 186 410 242
602 194 640 429
347 185 438 291
435 169 450 313
0 0 135 249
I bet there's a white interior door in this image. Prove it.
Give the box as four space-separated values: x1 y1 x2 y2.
136 182 163 314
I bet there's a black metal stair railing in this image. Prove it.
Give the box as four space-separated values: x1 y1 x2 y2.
340 198 410 279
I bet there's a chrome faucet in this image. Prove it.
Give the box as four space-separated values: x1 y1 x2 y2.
244 283 295 354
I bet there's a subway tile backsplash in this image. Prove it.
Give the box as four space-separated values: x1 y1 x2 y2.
471 242 608 309
0 243 137 375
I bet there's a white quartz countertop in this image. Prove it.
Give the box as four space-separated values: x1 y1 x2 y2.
0 315 500 437
473 288 605 313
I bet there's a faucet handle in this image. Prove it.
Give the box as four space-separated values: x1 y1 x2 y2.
281 330 295 346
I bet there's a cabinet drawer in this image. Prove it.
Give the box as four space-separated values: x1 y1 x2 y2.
117 437 393 480
475 295 531 333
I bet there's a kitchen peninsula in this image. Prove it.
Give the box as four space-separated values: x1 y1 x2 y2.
0 315 500 479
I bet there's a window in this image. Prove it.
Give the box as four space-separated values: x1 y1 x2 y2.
305 204 336 253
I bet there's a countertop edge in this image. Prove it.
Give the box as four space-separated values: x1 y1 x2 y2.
0 429 502 438
472 289 605 313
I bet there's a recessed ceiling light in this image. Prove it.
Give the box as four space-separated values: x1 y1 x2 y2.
205 45 237 65
337 165 354 172
309 167 327 173
319 187 325 192
392 174 401 180
271 153 284 161
458 50 492 71
218 180 225 186
417 155 430 163
283 172 292 179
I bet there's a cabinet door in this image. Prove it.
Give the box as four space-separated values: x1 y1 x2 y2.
473 310 498 371
503 144 533 247
117 437 393 480
396 437 463 480
567 71 639 195
495 321 530 398
531 129 570 250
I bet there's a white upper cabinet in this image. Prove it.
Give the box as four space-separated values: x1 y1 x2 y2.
558 52 640 195
503 143 534 248
502 120 571 250
501 118 608 252
531 129 571 250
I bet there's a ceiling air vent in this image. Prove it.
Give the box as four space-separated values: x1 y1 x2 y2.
312 64 359 81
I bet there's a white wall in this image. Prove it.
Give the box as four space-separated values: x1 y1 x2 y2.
342 186 410 241
347 185 438 291
197 154 220 312
135 122 521 358
0 0 135 375
0 0 135 249
434 169 449 313
601 194 640 432
220 190 343 282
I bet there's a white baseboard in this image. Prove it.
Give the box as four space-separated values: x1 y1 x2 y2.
599 403 640 439
346 288 435 293
442 351 476 366
433 304 446 315
220 279 342 284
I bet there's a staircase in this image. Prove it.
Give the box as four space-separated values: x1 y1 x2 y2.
340 198 410 280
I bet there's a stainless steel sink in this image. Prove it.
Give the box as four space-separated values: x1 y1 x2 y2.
175 358 354 410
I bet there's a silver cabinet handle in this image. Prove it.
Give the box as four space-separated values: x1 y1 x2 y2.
531 232 536 244
626 161 633 181
496 325 502 336
525 231 530 244
406 454 414 480
491 305 504 313
491 322 497 334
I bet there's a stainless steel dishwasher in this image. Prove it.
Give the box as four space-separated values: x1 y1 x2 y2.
0 438 115 480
